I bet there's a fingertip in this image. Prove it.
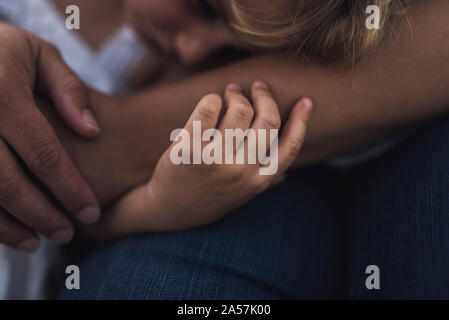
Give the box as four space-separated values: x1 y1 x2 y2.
283 97 314 132
54 93 101 138
296 97 313 112
16 237 40 253
226 83 242 92
76 206 101 224
290 97 313 123
82 109 101 134
49 228 74 245
251 81 275 105
253 81 269 90
198 94 223 114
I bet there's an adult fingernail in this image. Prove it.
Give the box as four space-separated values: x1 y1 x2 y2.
49 229 74 244
254 81 268 90
82 109 101 132
17 238 40 253
50 228 74 245
77 206 101 224
227 83 242 92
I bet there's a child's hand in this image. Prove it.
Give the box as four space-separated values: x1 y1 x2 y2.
101 81 312 236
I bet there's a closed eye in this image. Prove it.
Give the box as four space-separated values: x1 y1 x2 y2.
196 0 219 19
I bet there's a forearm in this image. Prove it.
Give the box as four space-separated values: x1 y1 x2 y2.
47 0 449 209
124 0 449 166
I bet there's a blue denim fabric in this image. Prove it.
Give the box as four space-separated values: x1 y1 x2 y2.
60 117 449 300
345 118 449 299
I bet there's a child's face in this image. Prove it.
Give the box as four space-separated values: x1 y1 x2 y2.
126 0 250 65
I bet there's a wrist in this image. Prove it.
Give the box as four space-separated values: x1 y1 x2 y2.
36 91 152 206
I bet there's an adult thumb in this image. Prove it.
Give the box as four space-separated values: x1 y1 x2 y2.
36 41 101 137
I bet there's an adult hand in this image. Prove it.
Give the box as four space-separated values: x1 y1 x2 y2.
0 23 101 252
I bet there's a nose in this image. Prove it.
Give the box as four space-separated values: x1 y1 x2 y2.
174 26 234 65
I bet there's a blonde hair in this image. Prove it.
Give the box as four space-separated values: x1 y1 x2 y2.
229 0 409 67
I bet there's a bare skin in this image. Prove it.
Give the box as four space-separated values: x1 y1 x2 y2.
0 23 102 252
1 0 443 251
51 0 125 50
35 0 449 240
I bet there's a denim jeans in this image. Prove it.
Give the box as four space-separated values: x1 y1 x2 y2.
60 116 449 299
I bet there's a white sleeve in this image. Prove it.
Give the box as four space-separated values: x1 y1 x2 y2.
0 0 18 23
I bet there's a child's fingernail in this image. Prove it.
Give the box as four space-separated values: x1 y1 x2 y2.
254 81 268 90
227 83 242 92
299 98 313 111
82 109 101 132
